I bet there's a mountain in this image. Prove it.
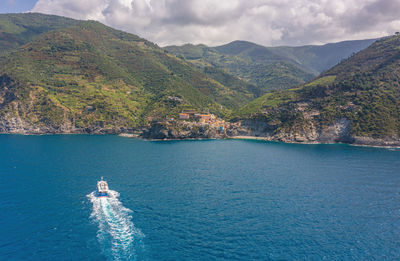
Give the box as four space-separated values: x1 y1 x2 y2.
268 39 378 74
165 39 376 93
1 13 396 146
0 13 80 53
165 43 315 93
217 39 377 74
235 34 400 147
0 13 260 133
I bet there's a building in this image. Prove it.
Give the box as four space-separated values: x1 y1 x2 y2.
198 114 211 122
179 113 190 120
210 114 216 121
182 109 197 114
182 109 198 118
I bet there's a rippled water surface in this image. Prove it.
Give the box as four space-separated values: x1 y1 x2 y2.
1 135 400 260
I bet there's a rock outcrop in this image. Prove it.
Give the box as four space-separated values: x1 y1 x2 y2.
0 113 134 134
1 114 399 147
229 117 399 147
141 121 227 140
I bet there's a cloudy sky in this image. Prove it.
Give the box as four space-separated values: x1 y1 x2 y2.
2 0 400 46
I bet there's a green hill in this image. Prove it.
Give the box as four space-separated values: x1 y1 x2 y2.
214 40 285 62
0 14 260 133
267 38 378 74
236 35 400 146
165 39 375 93
165 43 315 93
217 39 377 74
1 13 395 145
0 13 79 53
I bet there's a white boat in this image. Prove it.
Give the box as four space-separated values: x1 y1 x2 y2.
97 177 109 197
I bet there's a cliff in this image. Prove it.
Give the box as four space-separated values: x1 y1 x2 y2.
0 13 260 133
138 117 400 147
141 121 227 140
0 14 398 148
234 34 400 147
229 118 400 147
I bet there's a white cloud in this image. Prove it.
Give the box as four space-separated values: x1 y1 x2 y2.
32 0 400 46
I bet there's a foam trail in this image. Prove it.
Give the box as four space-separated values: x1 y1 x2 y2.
88 190 145 260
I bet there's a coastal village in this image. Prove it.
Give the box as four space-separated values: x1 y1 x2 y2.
141 109 232 139
175 109 227 133
162 109 228 130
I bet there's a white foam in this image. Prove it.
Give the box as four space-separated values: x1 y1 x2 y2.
88 190 145 260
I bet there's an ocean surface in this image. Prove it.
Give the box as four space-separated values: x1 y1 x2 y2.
0 135 400 260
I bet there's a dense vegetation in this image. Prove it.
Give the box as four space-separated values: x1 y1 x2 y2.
218 39 377 74
237 35 400 139
0 14 262 131
1 13 396 142
165 43 314 93
0 13 79 53
165 39 375 93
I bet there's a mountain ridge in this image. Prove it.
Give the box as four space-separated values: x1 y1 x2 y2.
233 34 400 147
0 13 80 53
165 38 376 93
0 14 260 133
0 13 398 147
165 43 315 93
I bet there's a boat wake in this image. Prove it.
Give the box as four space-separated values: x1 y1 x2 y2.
88 190 145 260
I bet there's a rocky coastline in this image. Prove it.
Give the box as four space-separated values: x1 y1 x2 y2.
139 118 400 148
1 116 399 148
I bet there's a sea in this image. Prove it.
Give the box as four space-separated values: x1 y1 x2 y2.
0 135 399 260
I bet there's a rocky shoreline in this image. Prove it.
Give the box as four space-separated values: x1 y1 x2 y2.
137 119 400 148
1 116 399 148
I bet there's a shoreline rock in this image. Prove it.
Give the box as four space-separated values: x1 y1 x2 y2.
0 118 399 148
140 121 228 140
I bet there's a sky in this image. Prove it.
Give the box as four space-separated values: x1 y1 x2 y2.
0 0 36 13
1 0 400 47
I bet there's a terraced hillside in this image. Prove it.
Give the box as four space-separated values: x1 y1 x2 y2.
235 35 400 146
165 43 315 93
0 14 261 133
0 13 79 53
165 39 376 93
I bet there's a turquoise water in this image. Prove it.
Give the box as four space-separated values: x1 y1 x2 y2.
1 135 400 260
